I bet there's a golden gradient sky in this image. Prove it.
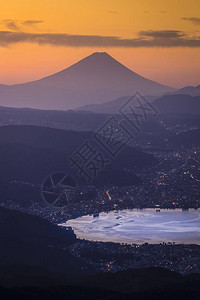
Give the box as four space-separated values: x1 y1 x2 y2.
0 0 200 87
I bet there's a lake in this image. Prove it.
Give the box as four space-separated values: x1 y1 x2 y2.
60 209 200 244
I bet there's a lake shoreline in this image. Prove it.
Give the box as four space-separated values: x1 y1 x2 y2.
60 208 200 245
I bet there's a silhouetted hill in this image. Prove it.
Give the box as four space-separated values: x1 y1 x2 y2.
0 206 75 247
0 125 156 183
0 125 90 154
78 93 200 115
0 106 108 131
167 85 200 97
0 267 200 299
0 142 67 183
77 95 158 114
0 141 143 187
154 94 200 114
77 96 131 114
0 285 123 300
0 207 94 276
80 267 182 294
0 125 156 207
0 52 174 110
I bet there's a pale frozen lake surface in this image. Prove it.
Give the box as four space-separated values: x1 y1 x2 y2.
61 209 200 244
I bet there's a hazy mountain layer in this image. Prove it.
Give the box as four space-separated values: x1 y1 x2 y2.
76 94 200 115
0 52 174 110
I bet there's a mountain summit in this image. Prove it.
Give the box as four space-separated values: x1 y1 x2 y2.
0 52 174 110
36 52 173 94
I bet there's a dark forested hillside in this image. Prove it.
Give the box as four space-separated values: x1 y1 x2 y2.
0 207 93 276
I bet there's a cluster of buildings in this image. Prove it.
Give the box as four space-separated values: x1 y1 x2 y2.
69 240 200 274
36 148 199 223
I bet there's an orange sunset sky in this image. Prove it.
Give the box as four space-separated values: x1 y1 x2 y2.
0 0 200 88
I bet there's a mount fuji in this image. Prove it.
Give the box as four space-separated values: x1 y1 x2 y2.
0 52 175 110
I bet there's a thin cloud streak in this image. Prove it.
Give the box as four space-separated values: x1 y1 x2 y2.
138 30 186 38
182 17 200 25
1 19 44 31
22 20 44 27
0 30 200 48
3 20 19 31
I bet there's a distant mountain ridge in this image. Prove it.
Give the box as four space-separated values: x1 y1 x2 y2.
0 52 174 110
0 105 109 131
76 94 200 115
167 85 200 97
154 94 200 114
